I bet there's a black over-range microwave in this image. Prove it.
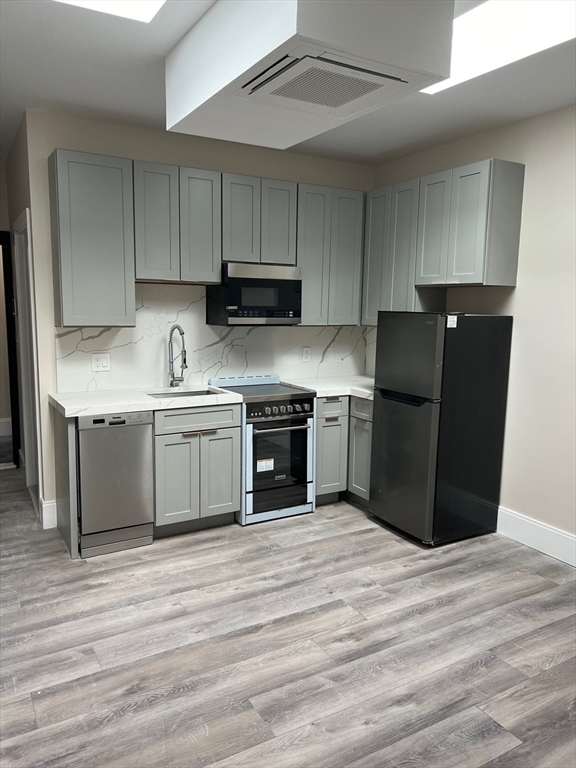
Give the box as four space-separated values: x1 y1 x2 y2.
206 263 302 326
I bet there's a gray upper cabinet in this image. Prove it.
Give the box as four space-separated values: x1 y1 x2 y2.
386 179 420 312
361 186 391 326
180 167 222 283
297 184 332 325
415 170 452 286
222 173 261 263
447 159 525 286
328 189 364 325
447 161 490 284
49 149 135 327
134 160 179 282
261 178 297 266
200 428 241 517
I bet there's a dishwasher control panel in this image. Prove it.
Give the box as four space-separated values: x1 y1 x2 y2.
78 411 153 429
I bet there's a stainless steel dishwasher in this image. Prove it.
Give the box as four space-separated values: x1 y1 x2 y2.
78 411 154 557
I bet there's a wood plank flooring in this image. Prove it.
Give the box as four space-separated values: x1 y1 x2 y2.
1 468 575 768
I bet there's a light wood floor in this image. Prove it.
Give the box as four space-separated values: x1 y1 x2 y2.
1 468 575 768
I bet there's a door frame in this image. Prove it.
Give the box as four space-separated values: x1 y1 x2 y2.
12 209 43 507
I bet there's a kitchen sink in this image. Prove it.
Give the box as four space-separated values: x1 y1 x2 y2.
147 390 213 399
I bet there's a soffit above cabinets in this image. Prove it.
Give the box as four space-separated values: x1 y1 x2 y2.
165 0 454 150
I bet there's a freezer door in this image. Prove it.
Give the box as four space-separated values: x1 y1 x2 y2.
375 312 445 400
370 390 440 542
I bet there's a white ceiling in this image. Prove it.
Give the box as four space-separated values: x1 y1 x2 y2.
1 0 574 163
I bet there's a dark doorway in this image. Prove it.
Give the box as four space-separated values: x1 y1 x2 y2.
1 230 21 468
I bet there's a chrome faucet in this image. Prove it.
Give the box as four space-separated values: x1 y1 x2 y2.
168 324 187 387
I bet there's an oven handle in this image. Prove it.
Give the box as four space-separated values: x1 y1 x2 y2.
253 425 310 435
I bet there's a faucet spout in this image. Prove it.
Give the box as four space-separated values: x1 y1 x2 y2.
168 324 187 387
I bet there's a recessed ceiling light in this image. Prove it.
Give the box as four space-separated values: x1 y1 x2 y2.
52 0 167 23
422 0 576 94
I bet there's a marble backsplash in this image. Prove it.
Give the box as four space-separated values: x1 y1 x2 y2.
55 284 370 392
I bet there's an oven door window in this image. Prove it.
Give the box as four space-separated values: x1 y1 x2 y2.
252 423 308 513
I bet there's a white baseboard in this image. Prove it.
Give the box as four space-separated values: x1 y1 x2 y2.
0 418 11 437
41 498 57 529
498 506 576 567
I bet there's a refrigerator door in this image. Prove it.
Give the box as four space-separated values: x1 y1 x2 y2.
375 312 445 400
370 389 440 542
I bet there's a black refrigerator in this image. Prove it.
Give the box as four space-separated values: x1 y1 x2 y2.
370 311 513 546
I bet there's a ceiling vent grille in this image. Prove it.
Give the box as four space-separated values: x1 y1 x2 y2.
270 66 385 109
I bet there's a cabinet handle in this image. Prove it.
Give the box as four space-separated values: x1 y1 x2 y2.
324 416 340 421
181 431 200 437
201 429 218 435
325 396 341 402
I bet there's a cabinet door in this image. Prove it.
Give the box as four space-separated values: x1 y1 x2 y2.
328 189 364 325
415 170 452 286
385 179 419 312
222 173 261 263
155 433 200 525
447 160 490 284
261 178 297 265
134 161 179 282
200 428 241 517
180 168 222 283
316 415 349 494
362 186 391 326
348 416 372 501
297 184 332 325
49 149 135 327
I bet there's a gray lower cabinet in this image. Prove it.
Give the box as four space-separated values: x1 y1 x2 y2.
155 425 240 525
316 398 349 495
200 428 241 517
134 160 180 282
222 173 261 263
348 416 372 501
49 149 136 327
155 432 201 525
298 184 364 326
180 167 222 283
261 178 297 265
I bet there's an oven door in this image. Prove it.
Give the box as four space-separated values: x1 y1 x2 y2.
246 417 313 514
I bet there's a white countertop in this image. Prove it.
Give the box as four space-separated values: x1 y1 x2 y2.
49 375 375 418
283 375 374 400
49 386 243 418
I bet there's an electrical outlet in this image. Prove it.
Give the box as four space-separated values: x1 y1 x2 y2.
302 346 311 362
91 353 111 372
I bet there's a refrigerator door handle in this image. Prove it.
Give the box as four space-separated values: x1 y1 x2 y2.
375 388 440 407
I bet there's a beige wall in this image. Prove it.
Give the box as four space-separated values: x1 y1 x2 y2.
21 109 374 504
375 105 576 536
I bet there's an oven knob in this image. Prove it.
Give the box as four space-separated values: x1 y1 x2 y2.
272 406 279 415
295 404 303 412
303 403 311 412
264 407 271 416
280 405 286 414
287 405 294 413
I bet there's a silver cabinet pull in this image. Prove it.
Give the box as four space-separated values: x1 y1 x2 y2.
254 425 309 435
181 429 219 437
325 396 341 402
324 416 340 421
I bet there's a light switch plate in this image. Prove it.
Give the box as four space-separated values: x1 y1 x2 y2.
91 353 111 372
302 346 311 362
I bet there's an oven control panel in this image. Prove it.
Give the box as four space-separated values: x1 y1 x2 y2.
247 397 314 421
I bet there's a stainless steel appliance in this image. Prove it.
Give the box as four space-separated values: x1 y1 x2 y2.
370 311 513 546
210 375 315 524
206 263 302 326
77 411 154 557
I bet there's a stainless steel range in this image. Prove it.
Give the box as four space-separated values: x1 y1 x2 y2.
209 375 316 525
